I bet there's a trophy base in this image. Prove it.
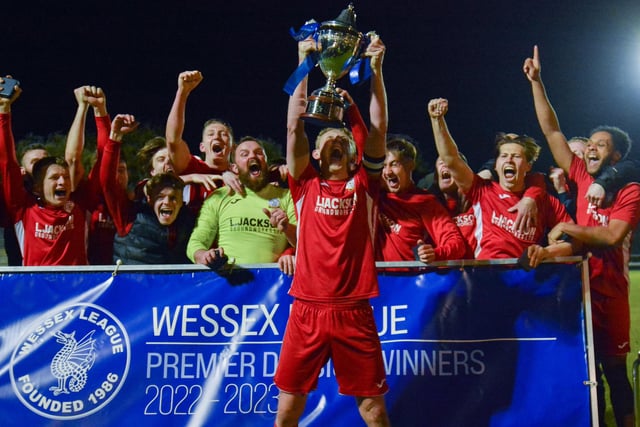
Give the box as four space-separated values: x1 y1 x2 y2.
301 89 345 128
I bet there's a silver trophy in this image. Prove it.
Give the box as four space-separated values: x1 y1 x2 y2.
301 4 364 127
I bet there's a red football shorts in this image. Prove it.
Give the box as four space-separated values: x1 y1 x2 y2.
590 291 631 357
274 298 388 396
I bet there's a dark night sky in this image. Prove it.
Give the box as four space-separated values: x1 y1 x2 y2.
5 0 640 175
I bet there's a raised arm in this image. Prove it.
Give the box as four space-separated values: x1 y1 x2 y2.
427 98 475 193
88 87 109 145
523 45 572 172
165 70 203 174
88 88 111 192
0 77 27 215
363 34 387 169
286 39 314 180
65 86 90 190
65 86 109 191
101 114 139 235
340 90 366 164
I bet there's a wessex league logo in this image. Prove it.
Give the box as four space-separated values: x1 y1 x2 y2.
10 303 130 420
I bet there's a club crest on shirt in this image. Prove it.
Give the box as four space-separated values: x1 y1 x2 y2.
268 198 280 208
345 178 355 192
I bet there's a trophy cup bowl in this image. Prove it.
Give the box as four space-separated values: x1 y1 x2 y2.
301 8 363 128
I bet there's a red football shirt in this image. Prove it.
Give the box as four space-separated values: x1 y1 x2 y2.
569 156 640 297
376 187 467 261
465 175 573 259
0 113 98 266
288 163 380 302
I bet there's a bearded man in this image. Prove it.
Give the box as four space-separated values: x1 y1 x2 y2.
186 137 297 274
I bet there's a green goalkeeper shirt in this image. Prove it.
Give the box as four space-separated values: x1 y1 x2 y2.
186 184 296 264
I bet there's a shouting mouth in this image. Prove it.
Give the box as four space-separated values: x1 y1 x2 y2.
440 170 452 182
503 165 516 180
159 207 174 219
586 154 599 169
385 175 399 188
248 160 262 177
330 147 344 161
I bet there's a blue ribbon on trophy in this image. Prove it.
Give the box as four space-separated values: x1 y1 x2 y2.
289 20 320 41
283 20 320 96
349 31 374 86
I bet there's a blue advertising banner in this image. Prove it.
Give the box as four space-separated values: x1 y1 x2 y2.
0 261 592 426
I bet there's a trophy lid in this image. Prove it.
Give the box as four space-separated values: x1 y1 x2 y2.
334 3 356 27
320 3 359 35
